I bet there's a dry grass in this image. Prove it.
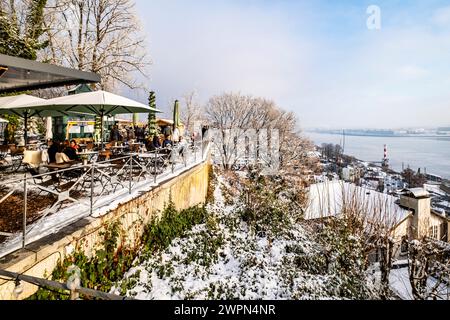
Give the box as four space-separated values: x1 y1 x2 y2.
0 189 57 242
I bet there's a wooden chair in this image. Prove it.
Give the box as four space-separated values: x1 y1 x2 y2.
130 144 140 153
0 145 9 160
8 144 17 154
86 142 94 151
98 150 111 162
4 145 24 172
10 145 24 156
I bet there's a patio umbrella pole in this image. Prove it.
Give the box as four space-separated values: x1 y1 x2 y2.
23 112 28 148
100 110 104 151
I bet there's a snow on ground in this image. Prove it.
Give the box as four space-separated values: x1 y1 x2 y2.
425 184 447 197
390 267 450 300
111 173 346 300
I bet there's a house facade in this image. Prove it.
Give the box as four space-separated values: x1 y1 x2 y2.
305 182 449 247
399 188 449 242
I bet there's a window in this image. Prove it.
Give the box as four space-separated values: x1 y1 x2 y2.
429 225 438 240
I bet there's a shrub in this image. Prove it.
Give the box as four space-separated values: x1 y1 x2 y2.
30 202 208 300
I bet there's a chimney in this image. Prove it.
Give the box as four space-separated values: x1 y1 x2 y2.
400 188 431 239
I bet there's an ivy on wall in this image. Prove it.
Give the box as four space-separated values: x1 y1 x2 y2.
30 201 208 300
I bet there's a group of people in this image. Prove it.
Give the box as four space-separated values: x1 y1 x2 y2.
144 133 191 158
145 134 175 151
109 125 147 143
47 139 80 163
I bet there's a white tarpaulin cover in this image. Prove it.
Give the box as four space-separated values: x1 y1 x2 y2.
0 94 51 116
26 90 161 116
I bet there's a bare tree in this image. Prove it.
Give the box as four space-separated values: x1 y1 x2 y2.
206 93 256 170
182 91 203 135
249 100 316 175
41 0 150 91
206 92 317 174
405 238 450 300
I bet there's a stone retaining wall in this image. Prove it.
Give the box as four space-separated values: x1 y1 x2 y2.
0 161 210 300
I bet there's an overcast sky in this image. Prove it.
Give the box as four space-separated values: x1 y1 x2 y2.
126 0 450 129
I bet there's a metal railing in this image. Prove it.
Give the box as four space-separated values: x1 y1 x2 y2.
0 138 211 258
0 268 133 300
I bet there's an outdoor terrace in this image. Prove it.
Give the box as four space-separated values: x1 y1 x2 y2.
0 139 210 258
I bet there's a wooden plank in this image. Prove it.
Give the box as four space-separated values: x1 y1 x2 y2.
0 232 13 237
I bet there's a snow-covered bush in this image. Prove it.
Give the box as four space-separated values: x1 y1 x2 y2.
406 238 450 300
112 169 383 300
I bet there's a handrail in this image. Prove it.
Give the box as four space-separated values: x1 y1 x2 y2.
0 269 133 300
1 147 175 184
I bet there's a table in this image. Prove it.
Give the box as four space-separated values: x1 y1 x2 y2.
43 161 83 187
78 151 98 155
110 145 128 155
136 152 170 175
129 143 143 150
77 151 99 162
44 162 78 170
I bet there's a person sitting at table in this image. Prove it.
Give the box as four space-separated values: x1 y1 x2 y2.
152 134 161 149
70 139 80 152
47 140 60 164
127 126 136 141
63 142 79 161
110 125 120 142
177 136 188 157
136 126 145 143
162 135 173 149
144 137 153 151
55 144 72 164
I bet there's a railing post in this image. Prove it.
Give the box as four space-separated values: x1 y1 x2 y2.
194 141 197 163
90 164 95 216
153 150 157 184
129 153 133 194
171 149 175 174
201 136 204 160
67 265 81 300
22 174 27 249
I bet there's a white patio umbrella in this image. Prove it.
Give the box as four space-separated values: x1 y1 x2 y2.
27 90 161 149
0 94 51 145
0 94 94 145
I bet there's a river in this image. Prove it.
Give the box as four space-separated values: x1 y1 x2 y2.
304 132 450 179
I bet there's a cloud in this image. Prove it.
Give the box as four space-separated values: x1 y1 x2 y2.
398 65 429 79
432 6 450 26
134 1 315 111
129 1 450 129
